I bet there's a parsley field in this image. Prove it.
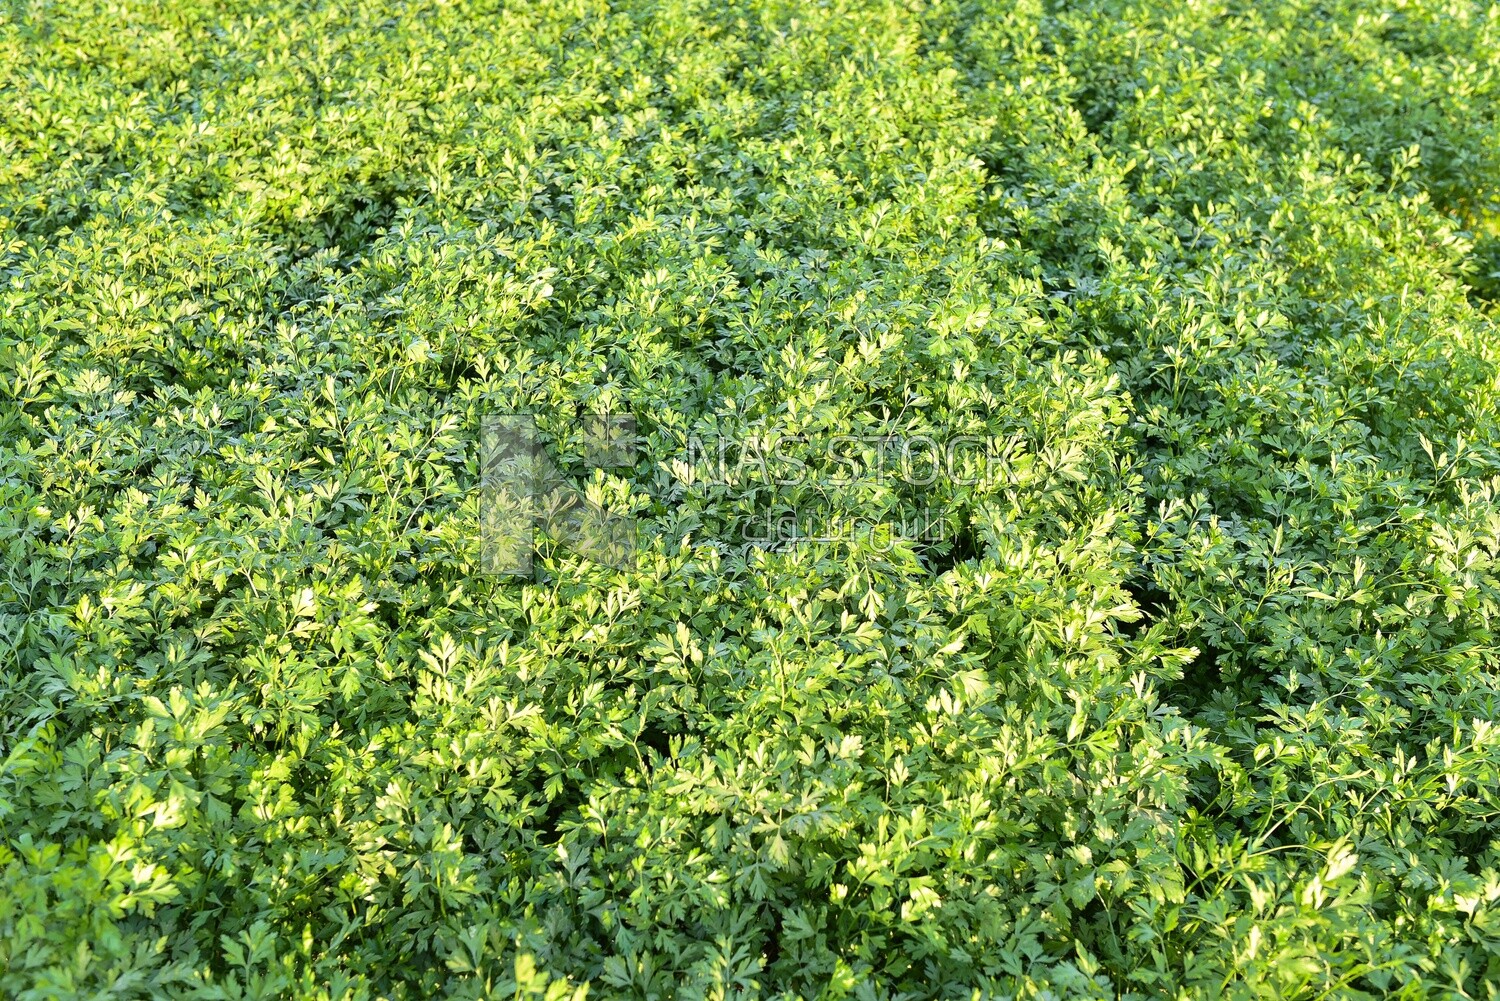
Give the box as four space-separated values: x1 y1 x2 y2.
2 0 1500 997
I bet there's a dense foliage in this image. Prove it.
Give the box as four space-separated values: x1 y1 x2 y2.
2 0 1500 996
